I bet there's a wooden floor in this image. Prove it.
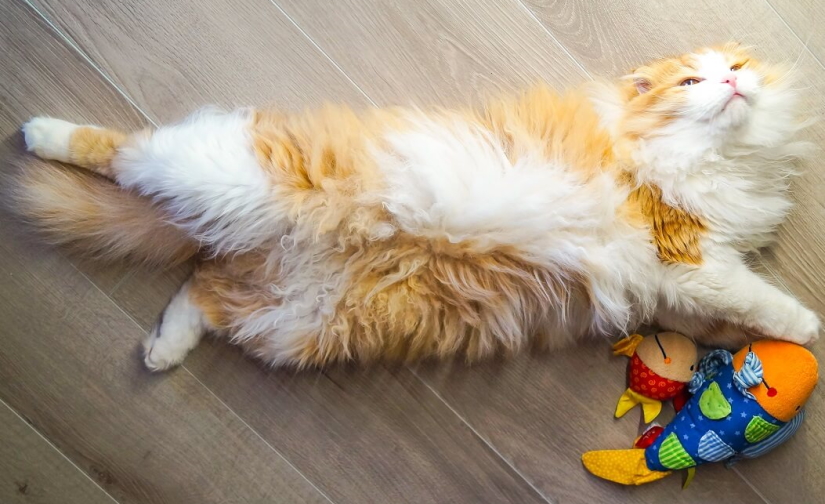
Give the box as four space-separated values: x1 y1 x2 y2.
1 1 824 502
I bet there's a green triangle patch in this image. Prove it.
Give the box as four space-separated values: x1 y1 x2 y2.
745 416 781 443
658 432 695 470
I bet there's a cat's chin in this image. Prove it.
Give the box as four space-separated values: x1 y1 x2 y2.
712 97 751 129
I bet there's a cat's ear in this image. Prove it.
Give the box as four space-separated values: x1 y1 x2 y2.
633 77 652 95
624 71 652 95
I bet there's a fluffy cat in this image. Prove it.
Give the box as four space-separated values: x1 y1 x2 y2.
13 42 820 371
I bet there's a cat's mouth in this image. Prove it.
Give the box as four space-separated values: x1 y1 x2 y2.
724 92 747 109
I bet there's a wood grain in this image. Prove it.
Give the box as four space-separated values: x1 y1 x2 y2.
28 0 370 122
275 0 587 106
0 207 329 504
0 2 327 503
0 0 149 294
185 341 549 504
0 402 115 504
767 0 825 64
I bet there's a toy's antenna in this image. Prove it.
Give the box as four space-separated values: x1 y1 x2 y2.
654 335 666 357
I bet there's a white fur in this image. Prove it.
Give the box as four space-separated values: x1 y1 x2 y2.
658 242 819 344
377 112 659 335
617 50 820 343
143 281 207 371
22 117 80 163
114 109 286 254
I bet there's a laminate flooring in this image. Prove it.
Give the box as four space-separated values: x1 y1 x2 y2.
2 1 823 502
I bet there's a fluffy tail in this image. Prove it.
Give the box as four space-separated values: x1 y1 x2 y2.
8 157 197 266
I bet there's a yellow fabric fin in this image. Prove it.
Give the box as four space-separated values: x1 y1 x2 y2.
612 334 644 357
615 388 663 423
615 389 641 419
582 449 672 486
641 399 663 424
682 467 696 489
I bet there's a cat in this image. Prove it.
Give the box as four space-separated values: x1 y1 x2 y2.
12 42 820 371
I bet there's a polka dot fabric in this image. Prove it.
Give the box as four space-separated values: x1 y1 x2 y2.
628 354 685 400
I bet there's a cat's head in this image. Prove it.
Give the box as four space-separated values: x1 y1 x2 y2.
615 42 801 149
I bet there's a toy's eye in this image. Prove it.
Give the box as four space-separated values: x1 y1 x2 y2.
689 364 694 371
680 78 702 86
796 405 801 411
730 64 743 71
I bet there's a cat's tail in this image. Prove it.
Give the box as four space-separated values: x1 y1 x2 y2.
8 157 198 266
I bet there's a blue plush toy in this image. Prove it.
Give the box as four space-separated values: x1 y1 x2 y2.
583 340 818 486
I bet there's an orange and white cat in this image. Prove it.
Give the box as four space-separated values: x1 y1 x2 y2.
14 42 819 371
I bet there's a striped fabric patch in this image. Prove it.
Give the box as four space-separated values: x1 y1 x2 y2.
698 430 735 462
698 349 732 379
658 433 695 470
729 411 803 466
745 416 781 443
733 352 764 400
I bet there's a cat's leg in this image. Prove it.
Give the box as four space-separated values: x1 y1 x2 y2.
143 279 210 372
660 247 820 346
23 117 127 178
111 110 279 253
25 110 278 254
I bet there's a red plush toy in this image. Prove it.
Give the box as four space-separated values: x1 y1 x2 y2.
612 332 698 423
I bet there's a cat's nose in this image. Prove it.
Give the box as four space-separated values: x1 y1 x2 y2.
722 74 737 89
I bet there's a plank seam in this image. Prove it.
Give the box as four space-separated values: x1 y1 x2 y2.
268 0 378 107
0 397 123 504
19 0 159 127
409 369 556 504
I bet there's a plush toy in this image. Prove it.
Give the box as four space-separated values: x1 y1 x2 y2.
583 340 818 486
612 332 698 423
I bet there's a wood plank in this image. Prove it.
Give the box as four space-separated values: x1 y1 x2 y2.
184 341 549 504
0 0 151 294
28 0 370 121
0 201 329 504
767 0 825 65
274 0 587 106
0 402 115 504
0 3 328 503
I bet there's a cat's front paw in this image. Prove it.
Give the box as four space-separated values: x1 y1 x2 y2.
782 306 821 345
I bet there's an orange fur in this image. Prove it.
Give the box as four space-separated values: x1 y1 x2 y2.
478 86 616 178
623 176 706 265
10 157 196 265
68 126 127 177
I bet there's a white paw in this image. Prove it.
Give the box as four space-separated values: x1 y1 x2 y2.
143 324 192 372
142 283 206 372
22 117 79 162
784 306 821 345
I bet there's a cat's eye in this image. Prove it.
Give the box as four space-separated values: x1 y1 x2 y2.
730 63 743 71
680 78 701 86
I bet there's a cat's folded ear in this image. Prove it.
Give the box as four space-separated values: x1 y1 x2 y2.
622 71 652 95
633 77 652 95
